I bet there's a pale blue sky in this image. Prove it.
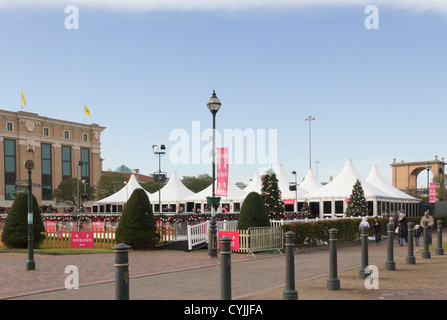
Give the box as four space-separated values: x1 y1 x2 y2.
1 1 446 187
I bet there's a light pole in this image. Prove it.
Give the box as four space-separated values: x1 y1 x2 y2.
152 144 166 214
305 116 315 170
206 90 221 258
77 161 84 213
426 162 432 208
291 171 297 213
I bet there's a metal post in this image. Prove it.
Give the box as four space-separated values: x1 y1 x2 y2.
359 226 370 279
327 228 340 290
385 222 396 270
422 219 431 259
283 231 298 300
406 222 416 264
436 220 444 256
113 243 131 300
220 236 232 300
26 166 35 271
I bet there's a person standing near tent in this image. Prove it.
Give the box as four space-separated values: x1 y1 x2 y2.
395 211 408 246
372 216 382 245
420 210 434 245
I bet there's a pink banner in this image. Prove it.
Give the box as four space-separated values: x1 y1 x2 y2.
219 231 240 251
45 221 56 232
70 231 94 248
216 147 229 197
283 199 295 205
429 182 437 203
92 221 104 231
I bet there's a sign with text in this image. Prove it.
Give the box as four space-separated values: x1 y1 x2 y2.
429 182 437 203
70 231 94 248
218 231 240 251
283 199 295 205
216 147 229 197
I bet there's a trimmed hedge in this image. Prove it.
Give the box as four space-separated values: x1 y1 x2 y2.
282 215 447 247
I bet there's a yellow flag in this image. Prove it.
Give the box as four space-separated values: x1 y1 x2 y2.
84 104 90 116
22 91 26 107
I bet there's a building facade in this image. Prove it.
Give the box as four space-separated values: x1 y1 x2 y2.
0 109 105 207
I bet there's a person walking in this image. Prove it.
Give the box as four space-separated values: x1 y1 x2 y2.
395 211 408 246
372 216 382 245
420 210 435 245
414 224 422 246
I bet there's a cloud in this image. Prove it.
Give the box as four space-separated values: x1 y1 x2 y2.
1 0 447 14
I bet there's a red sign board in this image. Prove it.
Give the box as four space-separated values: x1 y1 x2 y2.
219 231 240 251
429 182 437 203
216 148 229 197
283 199 295 205
70 231 94 248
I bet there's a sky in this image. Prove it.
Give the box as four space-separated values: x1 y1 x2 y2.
1 0 446 188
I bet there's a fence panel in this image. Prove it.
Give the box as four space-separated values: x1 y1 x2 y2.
235 227 284 256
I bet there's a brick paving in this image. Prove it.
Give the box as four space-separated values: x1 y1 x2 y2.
1 232 446 301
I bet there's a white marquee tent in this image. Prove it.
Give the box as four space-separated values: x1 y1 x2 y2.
299 169 323 193
92 174 152 213
300 159 420 218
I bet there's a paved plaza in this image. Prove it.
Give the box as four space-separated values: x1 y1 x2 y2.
1 232 446 301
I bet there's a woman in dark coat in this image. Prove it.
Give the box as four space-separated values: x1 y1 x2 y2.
395 211 408 246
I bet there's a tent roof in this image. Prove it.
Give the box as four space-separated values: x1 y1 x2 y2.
299 169 323 193
183 178 247 202
301 159 393 200
149 171 195 203
94 174 151 204
243 172 262 194
275 164 308 199
366 165 419 201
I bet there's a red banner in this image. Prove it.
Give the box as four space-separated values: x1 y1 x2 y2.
429 182 437 203
216 147 229 197
70 231 94 248
219 231 240 251
283 199 295 205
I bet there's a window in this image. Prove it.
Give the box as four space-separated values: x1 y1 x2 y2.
83 134 88 141
4 139 16 200
64 131 70 139
43 128 49 136
62 146 72 180
81 148 90 180
41 143 52 200
7 123 13 131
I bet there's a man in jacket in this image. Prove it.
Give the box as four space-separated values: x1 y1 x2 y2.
420 210 435 245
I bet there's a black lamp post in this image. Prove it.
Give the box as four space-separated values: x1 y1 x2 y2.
206 90 221 258
152 144 166 215
426 162 432 210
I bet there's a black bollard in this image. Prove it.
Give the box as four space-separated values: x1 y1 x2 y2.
220 236 232 300
113 243 131 300
327 228 340 290
436 220 444 256
385 222 396 270
359 226 370 279
406 222 416 264
283 231 298 300
422 219 431 259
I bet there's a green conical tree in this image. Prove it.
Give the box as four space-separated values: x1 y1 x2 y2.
1 193 45 248
261 173 285 220
238 192 271 230
345 179 368 217
115 188 158 250
301 200 312 218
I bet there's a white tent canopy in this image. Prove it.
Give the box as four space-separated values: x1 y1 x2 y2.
149 171 195 203
275 164 308 199
302 159 392 200
299 169 323 193
183 178 247 202
93 174 151 205
366 165 419 201
243 172 263 194
300 159 420 218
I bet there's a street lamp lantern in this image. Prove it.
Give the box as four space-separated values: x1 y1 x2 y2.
305 116 315 170
207 90 221 114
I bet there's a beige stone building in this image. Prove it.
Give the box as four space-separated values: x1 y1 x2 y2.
0 109 105 208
